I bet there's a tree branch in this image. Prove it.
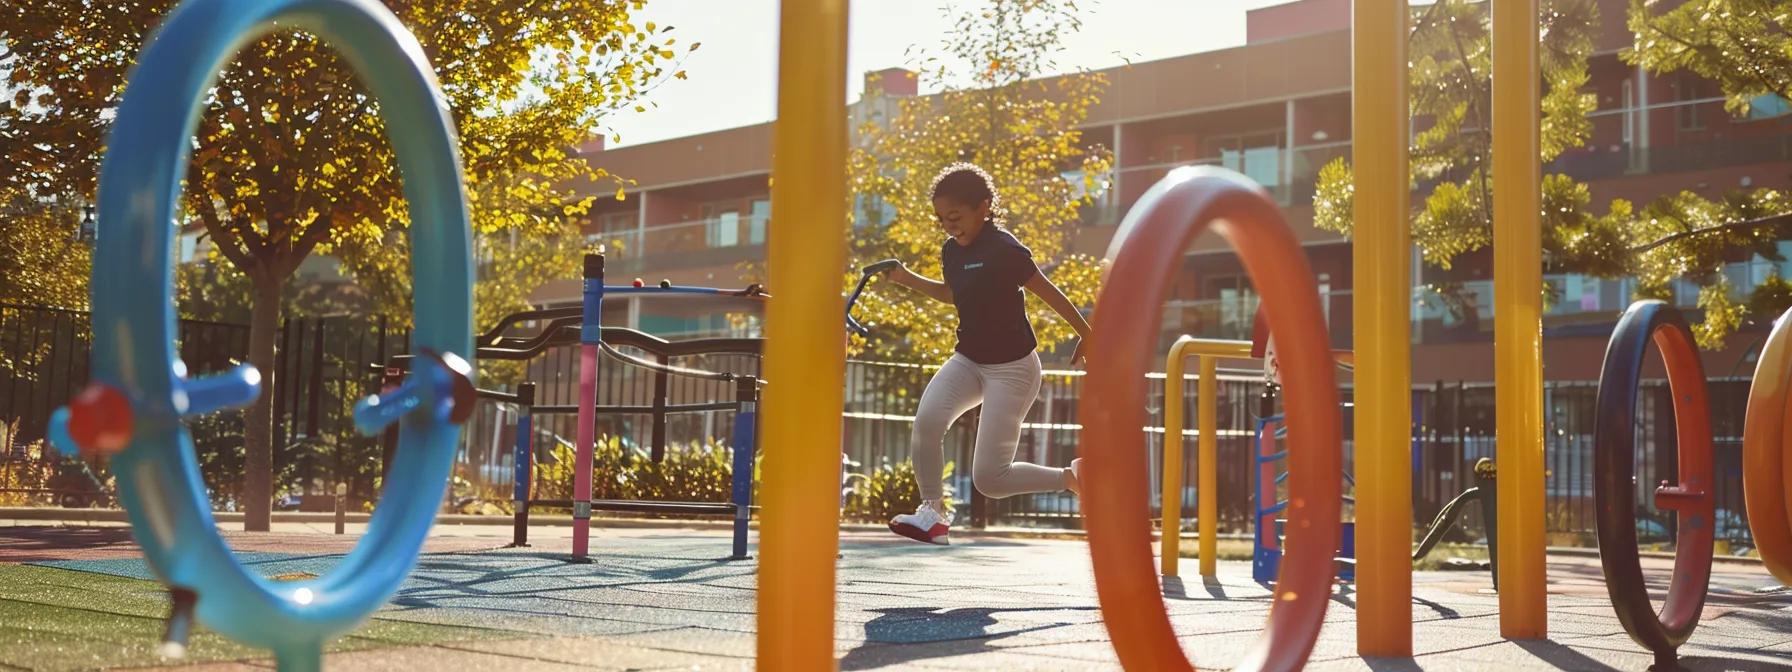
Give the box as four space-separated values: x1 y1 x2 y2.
1630 211 1792 254
194 195 257 275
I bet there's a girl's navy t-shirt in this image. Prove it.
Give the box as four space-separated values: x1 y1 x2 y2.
941 226 1038 364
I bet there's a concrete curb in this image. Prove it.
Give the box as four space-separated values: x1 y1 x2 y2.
0 507 1769 566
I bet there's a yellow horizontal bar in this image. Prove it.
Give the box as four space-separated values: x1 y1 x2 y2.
1172 338 1255 359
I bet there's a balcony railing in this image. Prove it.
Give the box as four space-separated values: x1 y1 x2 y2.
585 216 768 274
1099 142 1353 222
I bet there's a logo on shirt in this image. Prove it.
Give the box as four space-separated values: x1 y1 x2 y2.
962 262 984 270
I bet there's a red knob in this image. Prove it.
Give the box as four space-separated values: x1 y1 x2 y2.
632 278 645 288
68 383 133 454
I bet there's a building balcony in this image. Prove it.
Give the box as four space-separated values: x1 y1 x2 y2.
585 216 768 275
1549 133 1792 182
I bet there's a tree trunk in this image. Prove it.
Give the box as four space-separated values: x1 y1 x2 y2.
242 275 282 532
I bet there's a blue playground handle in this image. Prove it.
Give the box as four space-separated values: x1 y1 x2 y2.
65 0 474 668
179 365 262 416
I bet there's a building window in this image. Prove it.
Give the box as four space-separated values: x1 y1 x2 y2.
588 210 637 255
1677 103 1704 132
1748 93 1792 120
1205 131 1282 188
1674 72 1706 132
713 211 740 247
750 199 769 244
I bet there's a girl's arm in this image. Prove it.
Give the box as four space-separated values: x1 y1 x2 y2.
886 265 954 304
1022 269 1094 363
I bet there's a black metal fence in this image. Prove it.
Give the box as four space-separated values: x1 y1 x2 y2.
0 301 1766 547
0 303 407 509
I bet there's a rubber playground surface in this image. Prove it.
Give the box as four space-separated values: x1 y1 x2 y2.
2 520 1790 671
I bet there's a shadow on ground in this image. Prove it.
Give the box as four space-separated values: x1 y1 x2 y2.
0 526 135 563
838 605 1101 670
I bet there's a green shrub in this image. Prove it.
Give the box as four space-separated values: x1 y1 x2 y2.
528 434 756 506
515 433 954 524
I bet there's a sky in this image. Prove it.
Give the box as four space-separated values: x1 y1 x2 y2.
599 0 1294 148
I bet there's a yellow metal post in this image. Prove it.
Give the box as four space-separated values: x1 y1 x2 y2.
1159 337 1252 578
1493 0 1547 639
758 1 849 668
1352 0 1412 656
1161 337 1191 577
1196 354 1219 577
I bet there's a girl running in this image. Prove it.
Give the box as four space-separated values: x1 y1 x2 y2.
876 162 1094 545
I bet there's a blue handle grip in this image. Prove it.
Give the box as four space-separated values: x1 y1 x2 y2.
46 407 75 456
354 378 427 435
179 364 262 416
353 351 475 435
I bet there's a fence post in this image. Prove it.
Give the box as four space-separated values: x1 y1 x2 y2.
510 382 536 548
651 366 669 463
334 482 346 535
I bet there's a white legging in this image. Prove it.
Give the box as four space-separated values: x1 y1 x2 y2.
911 352 1067 501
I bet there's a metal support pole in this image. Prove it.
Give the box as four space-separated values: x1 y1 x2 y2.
651 367 669 462
572 253 604 563
510 382 536 548
1493 0 1547 638
1161 342 1191 577
1475 458 1499 591
333 482 346 535
1352 0 1413 654
378 366 402 481
1196 355 1219 576
758 1 849 664
729 376 759 561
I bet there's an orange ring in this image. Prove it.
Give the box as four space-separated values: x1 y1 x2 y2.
1742 308 1792 584
1081 166 1342 671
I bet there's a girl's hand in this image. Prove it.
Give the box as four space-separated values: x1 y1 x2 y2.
1070 336 1089 367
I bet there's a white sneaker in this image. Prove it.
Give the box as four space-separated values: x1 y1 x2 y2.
889 501 952 545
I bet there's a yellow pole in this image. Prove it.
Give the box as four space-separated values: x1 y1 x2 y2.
1161 337 1192 577
758 1 849 668
1493 0 1547 639
1159 337 1251 578
1352 0 1412 656
1196 354 1219 577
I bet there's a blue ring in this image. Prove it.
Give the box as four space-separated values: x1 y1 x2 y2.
91 0 471 660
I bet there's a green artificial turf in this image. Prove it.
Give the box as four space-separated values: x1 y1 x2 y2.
0 564 519 671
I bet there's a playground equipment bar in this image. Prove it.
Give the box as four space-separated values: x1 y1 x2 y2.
529 402 740 415
1351 0 1414 655
1492 0 1548 639
499 367 758 559
1741 309 1792 584
757 1 850 667
1161 337 1353 580
1160 336 1251 578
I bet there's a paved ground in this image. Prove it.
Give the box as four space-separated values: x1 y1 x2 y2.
3 520 1790 671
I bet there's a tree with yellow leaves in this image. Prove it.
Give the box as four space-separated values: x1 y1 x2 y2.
846 0 1111 364
0 0 691 529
